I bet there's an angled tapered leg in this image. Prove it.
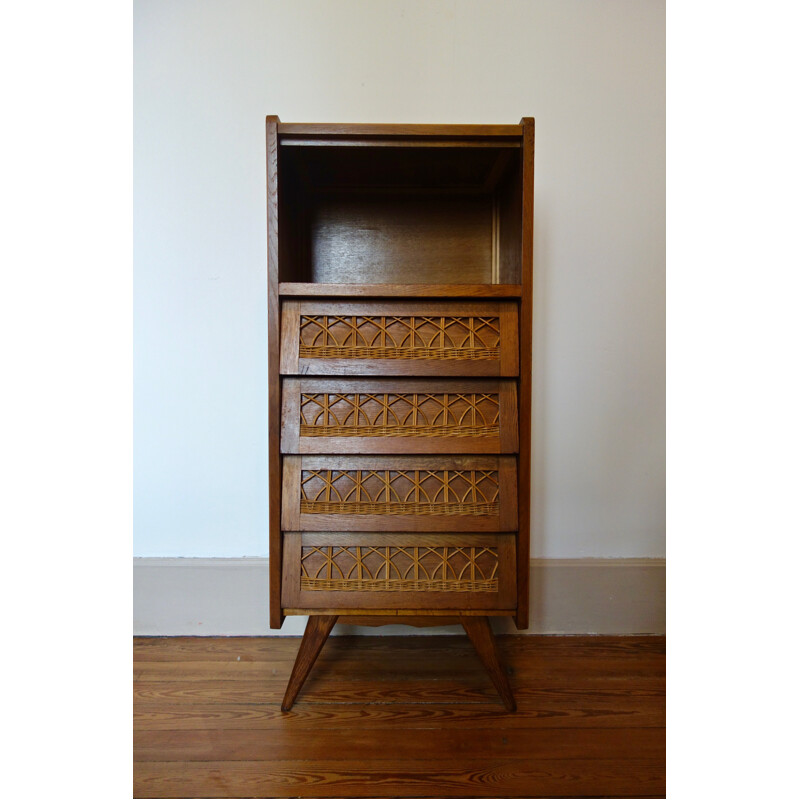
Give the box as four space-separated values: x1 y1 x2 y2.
281 615 337 711
462 616 517 711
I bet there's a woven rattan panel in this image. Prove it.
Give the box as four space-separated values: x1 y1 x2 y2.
299 391 500 439
300 544 499 593
300 468 500 517
298 314 500 360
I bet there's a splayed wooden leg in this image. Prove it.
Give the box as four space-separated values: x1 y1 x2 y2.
281 615 338 712
462 616 517 712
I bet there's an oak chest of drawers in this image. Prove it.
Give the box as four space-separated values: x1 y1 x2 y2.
266 119 534 710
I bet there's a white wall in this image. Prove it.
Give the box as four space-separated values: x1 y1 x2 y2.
134 0 665 559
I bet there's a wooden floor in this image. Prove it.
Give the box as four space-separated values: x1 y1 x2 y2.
134 634 665 798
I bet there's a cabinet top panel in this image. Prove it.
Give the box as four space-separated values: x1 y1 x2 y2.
276 122 525 139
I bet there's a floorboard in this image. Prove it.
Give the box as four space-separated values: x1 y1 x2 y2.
133 635 665 798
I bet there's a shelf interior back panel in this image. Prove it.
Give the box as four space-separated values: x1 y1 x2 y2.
310 193 492 284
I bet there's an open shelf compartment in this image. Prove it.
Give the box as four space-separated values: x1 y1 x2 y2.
278 139 523 286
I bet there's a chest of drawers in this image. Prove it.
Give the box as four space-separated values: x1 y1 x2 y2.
266 119 534 710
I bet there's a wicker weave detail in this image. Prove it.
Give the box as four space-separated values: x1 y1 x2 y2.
299 392 500 438
298 315 501 361
299 345 498 360
300 578 498 593
300 545 500 593
300 469 500 517
300 423 498 438
300 500 500 516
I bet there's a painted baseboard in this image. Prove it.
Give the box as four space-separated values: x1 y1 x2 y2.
133 557 665 636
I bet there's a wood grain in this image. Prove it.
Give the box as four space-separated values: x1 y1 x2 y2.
133 635 665 662
285 608 516 617
134 637 666 686
134 677 664 707
497 149 523 283
134 654 666 681
135 701 666 731
280 456 300 531
515 116 535 629
281 139 522 149
462 616 516 711
134 635 665 798
266 114 283 628
307 194 493 284
277 122 523 137
329 615 465 627
134 758 665 799
281 615 337 711
278 283 524 298
293 356 507 378
135 726 663 762
278 300 300 374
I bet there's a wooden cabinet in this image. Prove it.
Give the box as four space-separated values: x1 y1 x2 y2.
267 119 534 711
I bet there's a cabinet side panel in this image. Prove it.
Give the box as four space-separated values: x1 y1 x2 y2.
516 117 535 628
266 115 283 628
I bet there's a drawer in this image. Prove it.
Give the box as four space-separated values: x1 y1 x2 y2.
281 378 519 454
282 455 517 532
280 300 518 377
281 532 517 610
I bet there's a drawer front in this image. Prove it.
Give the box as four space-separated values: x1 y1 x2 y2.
281 378 519 454
280 300 519 377
282 455 517 532
281 532 517 610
